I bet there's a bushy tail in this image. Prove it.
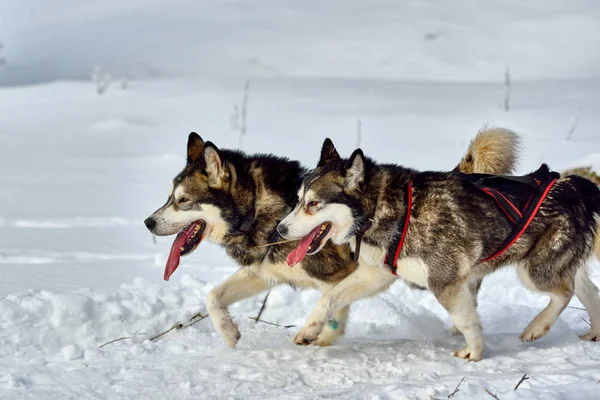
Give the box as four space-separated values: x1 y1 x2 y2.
456 127 520 175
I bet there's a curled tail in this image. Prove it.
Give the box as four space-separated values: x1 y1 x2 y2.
456 127 520 175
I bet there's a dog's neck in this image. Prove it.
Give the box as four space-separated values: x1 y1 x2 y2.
223 156 305 266
355 164 414 252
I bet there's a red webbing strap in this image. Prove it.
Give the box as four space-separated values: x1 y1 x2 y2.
384 181 413 274
481 178 557 263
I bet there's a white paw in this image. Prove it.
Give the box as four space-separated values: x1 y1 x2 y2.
579 330 600 342
453 346 483 362
520 322 550 342
293 320 325 346
210 312 241 348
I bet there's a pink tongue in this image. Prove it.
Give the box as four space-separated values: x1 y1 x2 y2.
286 225 322 268
164 232 188 281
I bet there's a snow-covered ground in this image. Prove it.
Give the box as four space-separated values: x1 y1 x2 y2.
2 1 600 399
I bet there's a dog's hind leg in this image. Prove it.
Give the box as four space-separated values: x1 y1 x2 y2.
207 267 272 348
517 266 573 342
450 276 483 336
314 305 350 346
434 278 484 361
575 266 600 341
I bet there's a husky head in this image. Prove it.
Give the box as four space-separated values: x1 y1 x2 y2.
144 132 255 279
278 139 370 267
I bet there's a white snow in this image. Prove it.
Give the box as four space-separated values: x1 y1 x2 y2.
2 1 600 399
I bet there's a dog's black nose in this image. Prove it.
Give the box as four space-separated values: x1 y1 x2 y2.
144 217 156 231
277 223 288 237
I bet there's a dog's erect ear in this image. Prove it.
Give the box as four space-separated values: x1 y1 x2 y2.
318 138 341 167
203 141 230 188
344 149 366 192
187 132 205 164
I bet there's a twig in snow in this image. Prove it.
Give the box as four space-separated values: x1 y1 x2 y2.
149 323 184 341
582 317 591 326
98 336 133 348
448 376 465 398
238 79 250 149
485 389 501 399
150 312 208 341
514 373 529 390
567 108 582 141
251 291 271 323
247 317 296 329
188 312 209 327
100 313 208 348
503 65 510 112
568 306 586 311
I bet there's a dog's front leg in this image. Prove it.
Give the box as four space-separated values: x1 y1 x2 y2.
294 263 395 345
207 267 272 348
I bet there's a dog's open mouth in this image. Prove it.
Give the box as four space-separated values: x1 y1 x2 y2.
287 222 331 267
164 220 207 281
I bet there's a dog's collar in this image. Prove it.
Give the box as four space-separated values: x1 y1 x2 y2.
383 181 413 274
353 219 372 263
230 206 256 237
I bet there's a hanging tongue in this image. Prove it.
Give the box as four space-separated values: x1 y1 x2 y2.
286 225 323 268
164 221 205 281
164 232 187 281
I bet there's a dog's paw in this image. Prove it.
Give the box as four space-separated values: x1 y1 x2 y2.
293 320 325 346
579 330 600 342
453 346 483 362
215 316 241 348
520 322 550 342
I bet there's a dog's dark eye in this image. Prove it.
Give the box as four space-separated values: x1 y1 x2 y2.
178 197 189 204
307 201 319 209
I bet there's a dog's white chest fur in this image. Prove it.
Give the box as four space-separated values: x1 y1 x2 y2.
355 241 430 288
393 257 430 288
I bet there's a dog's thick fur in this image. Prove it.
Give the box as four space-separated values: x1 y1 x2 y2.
456 127 520 175
145 128 519 348
278 138 600 361
562 166 600 261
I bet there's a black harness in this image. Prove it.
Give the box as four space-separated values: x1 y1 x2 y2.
467 164 559 263
381 164 559 274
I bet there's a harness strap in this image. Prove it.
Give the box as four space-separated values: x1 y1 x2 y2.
471 174 540 190
480 187 522 224
384 181 413 275
480 175 558 263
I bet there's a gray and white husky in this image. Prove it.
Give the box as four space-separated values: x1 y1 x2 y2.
278 135 600 361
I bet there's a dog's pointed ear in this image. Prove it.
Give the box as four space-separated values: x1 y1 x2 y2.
187 132 205 164
344 149 366 192
318 138 341 167
203 141 230 188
